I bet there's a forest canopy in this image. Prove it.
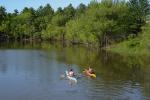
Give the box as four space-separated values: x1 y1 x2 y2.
0 0 150 47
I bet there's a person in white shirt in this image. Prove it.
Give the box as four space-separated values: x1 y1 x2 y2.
68 69 75 77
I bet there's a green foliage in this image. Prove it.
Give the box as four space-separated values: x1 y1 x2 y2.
107 22 150 56
41 24 64 40
127 0 150 32
0 6 6 24
51 14 67 26
0 0 150 49
75 3 86 17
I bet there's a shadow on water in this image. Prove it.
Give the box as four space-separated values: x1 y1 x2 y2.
0 42 150 100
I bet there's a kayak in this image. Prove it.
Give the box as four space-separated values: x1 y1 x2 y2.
83 70 96 78
65 71 77 83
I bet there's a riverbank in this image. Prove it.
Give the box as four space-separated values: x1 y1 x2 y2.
106 23 150 56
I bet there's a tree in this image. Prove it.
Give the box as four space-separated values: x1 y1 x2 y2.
13 9 19 16
63 4 75 20
56 7 63 15
35 4 54 32
128 0 150 33
75 3 86 17
0 6 6 24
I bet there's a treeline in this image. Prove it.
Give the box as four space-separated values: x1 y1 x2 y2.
0 0 150 47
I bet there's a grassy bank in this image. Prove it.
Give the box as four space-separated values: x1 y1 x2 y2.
107 23 150 56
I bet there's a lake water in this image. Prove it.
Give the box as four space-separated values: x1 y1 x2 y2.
0 42 150 100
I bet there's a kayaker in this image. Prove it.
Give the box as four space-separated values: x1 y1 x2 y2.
68 69 75 77
87 67 95 74
82 67 96 78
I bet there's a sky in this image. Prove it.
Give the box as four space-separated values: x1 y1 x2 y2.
0 0 91 13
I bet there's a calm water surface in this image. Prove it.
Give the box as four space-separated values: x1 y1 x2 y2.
0 42 150 100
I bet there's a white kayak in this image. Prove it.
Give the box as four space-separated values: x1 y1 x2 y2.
65 71 77 83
